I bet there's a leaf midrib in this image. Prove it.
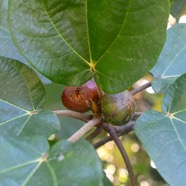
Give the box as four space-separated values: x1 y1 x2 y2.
21 161 42 186
86 0 92 62
162 45 186 77
170 118 186 151
94 0 131 64
42 0 90 65
0 99 29 112
0 159 39 175
46 161 58 186
0 113 29 126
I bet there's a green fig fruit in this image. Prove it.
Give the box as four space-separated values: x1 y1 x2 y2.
101 90 136 126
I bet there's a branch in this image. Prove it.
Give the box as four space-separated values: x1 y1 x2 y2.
131 81 151 95
104 124 137 186
134 112 143 118
68 118 102 143
86 126 103 141
53 110 92 122
94 121 135 148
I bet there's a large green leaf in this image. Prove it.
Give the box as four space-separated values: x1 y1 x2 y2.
0 135 104 186
135 73 186 186
0 56 60 137
8 0 169 93
151 24 186 93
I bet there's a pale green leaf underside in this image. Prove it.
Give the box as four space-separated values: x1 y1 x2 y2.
135 74 186 186
0 0 51 84
0 57 60 137
9 0 169 93
151 24 186 93
0 136 104 186
0 0 28 63
0 27 51 84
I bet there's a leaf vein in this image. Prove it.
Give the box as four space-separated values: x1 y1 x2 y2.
170 119 186 151
95 0 131 64
22 161 42 186
162 45 186 77
0 113 29 126
42 0 89 65
46 161 58 186
0 159 39 175
17 115 32 135
85 0 92 62
0 99 29 113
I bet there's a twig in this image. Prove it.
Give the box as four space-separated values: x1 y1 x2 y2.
86 126 103 141
134 112 143 118
53 110 92 122
68 118 102 143
94 121 135 148
94 135 111 149
131 81 151 95
104 124 137 186
117 121 135 135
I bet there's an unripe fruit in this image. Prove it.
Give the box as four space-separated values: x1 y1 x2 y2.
61 79 102 114
101 90 136 126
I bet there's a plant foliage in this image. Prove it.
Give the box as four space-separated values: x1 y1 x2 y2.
2 0 186 186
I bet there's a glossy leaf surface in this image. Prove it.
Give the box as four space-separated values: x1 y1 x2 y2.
0 136 104 186
151 24 186 93
0 57 60 137
135 74 186 186
9 0 169 93
0 1 51 84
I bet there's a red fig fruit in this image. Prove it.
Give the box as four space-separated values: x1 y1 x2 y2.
61 79 102 114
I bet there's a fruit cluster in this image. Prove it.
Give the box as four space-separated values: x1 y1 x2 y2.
62 79 136 126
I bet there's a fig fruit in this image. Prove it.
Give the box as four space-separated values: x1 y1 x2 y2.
61 79 102 114
101 90 136 126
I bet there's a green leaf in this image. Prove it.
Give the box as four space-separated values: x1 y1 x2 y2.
20 110 61 137
0 27 26 63
0 56 60 137
151 24 186 93
0 0 29 63
0 1 51 84
0 135 104 186
8 0 169 93
0 0 8 28
135 73 186 186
